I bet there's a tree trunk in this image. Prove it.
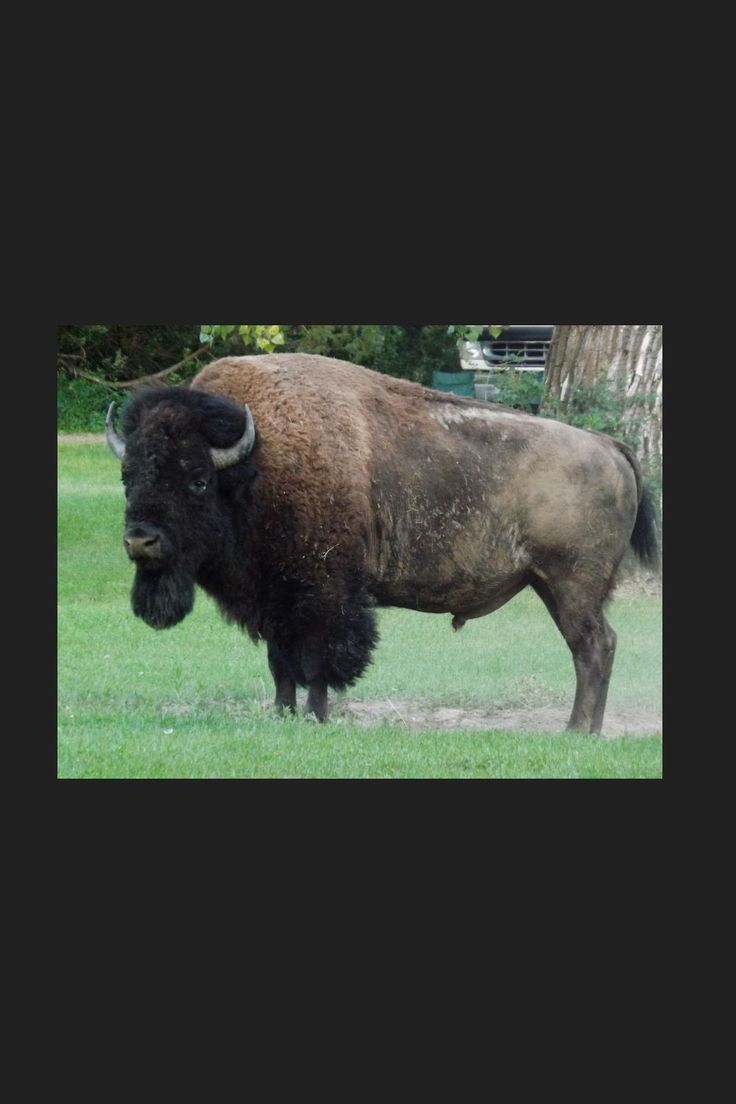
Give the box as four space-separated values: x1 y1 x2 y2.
543 324 662 476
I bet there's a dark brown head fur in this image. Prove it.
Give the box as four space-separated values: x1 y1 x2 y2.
118 388 256 629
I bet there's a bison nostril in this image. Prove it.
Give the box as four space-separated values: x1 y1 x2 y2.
124 529 163 559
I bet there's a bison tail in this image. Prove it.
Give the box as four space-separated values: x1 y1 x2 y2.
630 485 660 571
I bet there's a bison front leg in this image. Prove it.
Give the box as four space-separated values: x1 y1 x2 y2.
296 592 378 724
300 634 330 722
305 678 329 723
267 641 297 716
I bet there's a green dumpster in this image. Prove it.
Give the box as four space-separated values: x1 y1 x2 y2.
431 370 476 397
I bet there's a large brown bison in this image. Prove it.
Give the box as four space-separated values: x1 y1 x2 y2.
106 353 658 733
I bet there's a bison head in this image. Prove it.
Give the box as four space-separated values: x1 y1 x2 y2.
106 387 256 629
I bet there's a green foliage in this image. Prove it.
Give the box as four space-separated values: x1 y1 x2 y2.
286 324 389 367
380 326 461 384
543 377 632 437
491 371 545 413
58 325 204 382
289 325 506 385
283 324 461 385
449 324 506 342
200 324 285 353
57 377 119 433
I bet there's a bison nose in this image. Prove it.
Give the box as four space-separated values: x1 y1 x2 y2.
124 526 163 561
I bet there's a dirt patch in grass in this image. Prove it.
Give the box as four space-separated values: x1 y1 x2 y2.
612 564 661 598
163 696 660 737
333 698 661 737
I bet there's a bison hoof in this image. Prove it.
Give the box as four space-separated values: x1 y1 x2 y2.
304 706 329 723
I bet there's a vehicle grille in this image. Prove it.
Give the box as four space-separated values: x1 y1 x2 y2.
480 340 550 369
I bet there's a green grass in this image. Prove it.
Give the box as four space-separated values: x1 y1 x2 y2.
58 441 663 779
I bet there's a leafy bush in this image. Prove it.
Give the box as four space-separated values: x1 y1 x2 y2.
543 378 632 438
57 378 119 433
379 325 462 385
278 324 462 386
286 325 389 367
491 371 545 414
199 325 285 353
58 325 207 383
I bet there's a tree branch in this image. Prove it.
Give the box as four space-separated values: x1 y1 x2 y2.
58 352 87 377
58 342 214 389
108 344 213 389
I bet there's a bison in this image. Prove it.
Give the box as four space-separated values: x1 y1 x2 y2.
105 353 658 733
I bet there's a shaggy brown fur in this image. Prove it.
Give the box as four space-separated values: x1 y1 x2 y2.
110 353 657 732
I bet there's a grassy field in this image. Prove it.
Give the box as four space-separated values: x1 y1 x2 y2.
58 441 663 779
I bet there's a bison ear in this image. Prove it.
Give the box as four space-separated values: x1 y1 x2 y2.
196 392 256 450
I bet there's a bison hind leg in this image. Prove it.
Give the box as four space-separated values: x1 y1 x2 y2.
531 570 618 735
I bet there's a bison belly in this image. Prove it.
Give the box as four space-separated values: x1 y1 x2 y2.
368 502 531 617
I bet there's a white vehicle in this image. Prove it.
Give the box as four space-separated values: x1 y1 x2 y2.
461 325 555 406
461 325 555 373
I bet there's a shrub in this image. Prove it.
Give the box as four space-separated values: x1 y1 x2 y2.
58 325 206 383
57 377 119 433
284 324 461 386
286 325 388 367
490 370 545 414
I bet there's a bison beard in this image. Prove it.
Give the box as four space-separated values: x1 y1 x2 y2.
131 564 195 630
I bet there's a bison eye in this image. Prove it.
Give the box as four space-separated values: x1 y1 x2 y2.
189 479 208 494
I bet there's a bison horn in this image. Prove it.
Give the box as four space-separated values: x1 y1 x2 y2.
209 405 256 470
105 402 126 461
